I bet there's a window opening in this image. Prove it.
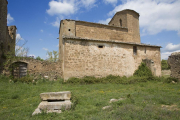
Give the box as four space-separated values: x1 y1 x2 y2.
144 47 146 54
133 46 137 55
120 19 122 27
68 29 71 31
98 45 104 48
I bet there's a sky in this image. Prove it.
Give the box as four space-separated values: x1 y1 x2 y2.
7 0 180 60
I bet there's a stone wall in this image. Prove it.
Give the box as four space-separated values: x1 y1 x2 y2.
0 0 8 60
75 21 128 42
62 38 161 80
168 52 180 81
0 0 16 74
0 0 7 45
5 59 62 80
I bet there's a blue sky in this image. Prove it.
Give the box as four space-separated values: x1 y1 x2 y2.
7 0 180 60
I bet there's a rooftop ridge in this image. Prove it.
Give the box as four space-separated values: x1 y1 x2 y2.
63 36 161 48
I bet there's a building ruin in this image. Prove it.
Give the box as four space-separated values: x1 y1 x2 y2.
0 0 16 73
168 52 180 81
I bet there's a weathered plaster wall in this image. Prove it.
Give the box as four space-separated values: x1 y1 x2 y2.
75 21 128 42
168 52 180 81
62 39 161 80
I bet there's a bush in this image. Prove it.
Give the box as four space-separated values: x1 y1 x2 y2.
133 62 152 77
71 92 79 110
36 56 44 61
164 77 179 83
12 74 34 83
161 59 170 70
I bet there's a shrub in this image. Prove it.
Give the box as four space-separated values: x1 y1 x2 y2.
36 56 44 61
71 92 79 110
133 62 152 77
12 74 34 83
164 77 179 83
161 59 170 70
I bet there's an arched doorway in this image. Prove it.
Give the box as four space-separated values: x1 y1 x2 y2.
12 62 28 78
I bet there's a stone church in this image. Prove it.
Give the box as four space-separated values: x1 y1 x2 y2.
59 9 161 80
0 0 161 80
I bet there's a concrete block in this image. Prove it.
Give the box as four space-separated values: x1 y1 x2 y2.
40 91 71 101
38 101 72 110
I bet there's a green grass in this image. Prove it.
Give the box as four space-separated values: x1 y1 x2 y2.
0 75 180 120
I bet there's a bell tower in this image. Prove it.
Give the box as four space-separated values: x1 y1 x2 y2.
109 9 141 43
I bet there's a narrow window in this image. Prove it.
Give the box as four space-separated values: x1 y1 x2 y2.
120 19 122 27
98 45 104 48
144 47 146 54
68 29 71 31
133 46 137 55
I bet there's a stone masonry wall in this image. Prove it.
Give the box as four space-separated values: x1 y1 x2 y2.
0 0 16 74
109 10 140 43
0 0 8 58
4 59 63 80
75 21 128 42
168 52 180 81
0 0 7 44
62 39 161 80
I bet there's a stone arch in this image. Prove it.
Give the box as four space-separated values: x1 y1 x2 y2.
11 61 28 78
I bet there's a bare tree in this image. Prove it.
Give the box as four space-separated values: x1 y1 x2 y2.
46 50 59 62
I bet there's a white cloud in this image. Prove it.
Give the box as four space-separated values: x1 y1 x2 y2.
98 18 111 24
16 33 24 41
39 39 43 41
107 0 180 35
43 48 48 51
7 13 14 24
47 0 76 16
51 17 60 28
103 0 117 5
161 50 180 60
47 0 97 27
161 43 180 59
40 29 44 33
164 43 180 52
80 0 96 7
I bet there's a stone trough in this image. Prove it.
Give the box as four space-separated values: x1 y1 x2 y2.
32 91 72 116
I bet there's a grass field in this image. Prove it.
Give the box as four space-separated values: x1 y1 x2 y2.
0 75 180 120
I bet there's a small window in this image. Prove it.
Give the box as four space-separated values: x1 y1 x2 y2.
120 19 122 27
133 46 137 55
98 45 104 48
144 47 146 54
68 29 71 31
8 45 10 51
